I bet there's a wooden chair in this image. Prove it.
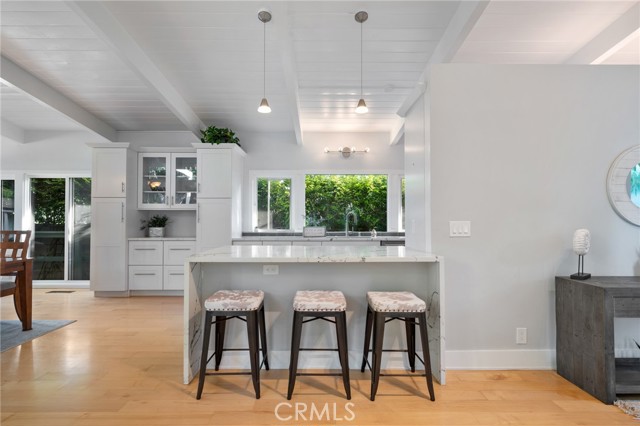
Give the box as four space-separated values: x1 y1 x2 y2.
1 230 32 320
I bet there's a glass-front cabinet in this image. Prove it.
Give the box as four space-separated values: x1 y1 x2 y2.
138 153 197 210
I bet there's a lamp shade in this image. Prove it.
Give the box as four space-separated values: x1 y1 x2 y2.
258 98 271 113
572 229 591 256
355 98 368 114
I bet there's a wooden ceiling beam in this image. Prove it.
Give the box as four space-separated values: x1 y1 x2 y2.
66 1 205 138
0 56 116 142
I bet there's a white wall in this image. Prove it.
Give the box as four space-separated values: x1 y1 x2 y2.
404 90 431 252
1 131 98 230
430 64 640 369
1 131 95 172
239 131 404 231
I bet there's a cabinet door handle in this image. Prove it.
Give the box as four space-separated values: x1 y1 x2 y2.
171 195 174 205
197 203 200 223
122 182 125 193
134 248 156 251
121 202 124 222
170 248 191 251
197 183 201 193
134 273 156 276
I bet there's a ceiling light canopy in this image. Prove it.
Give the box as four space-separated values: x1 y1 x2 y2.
355 11 368 114
258 10 272 114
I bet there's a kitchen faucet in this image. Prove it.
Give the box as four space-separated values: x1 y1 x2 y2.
345 205 358 236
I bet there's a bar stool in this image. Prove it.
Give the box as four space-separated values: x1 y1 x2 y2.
196 289 269 400
287 290 351 400
360 291 435 401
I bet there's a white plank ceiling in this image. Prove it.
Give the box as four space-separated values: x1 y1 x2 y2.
0 1 638 141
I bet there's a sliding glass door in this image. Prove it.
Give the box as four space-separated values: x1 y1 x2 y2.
1 179 15 230
29 176 91 281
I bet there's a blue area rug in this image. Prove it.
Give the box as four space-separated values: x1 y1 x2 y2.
0 319 76 352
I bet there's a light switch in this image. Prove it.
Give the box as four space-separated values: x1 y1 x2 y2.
449 221 471 237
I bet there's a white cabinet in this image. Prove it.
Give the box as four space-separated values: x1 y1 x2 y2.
138 153 197 210
92 146 127 198
194 144 245 253
89 144 140 294
196 198 232 253
197 150 232 198
128 239 194 291
90 198 127 291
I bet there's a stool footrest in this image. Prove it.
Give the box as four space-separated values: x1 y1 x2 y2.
299 348 338 351
380 373 429 377
297 372 345 377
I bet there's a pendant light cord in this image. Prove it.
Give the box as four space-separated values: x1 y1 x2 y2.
263 21 266 99
360 21 363 98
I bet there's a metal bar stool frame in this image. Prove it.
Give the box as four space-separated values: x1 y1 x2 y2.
196 301 269 400
360 303 435 401
287 309 351 400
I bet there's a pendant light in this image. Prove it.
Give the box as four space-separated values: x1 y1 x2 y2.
355 11 368 114
258 10 272 113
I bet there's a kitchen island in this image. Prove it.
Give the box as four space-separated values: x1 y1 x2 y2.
184 245 445 385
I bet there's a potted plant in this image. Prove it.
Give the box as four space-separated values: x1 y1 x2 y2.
200 125 241 146
140 215 170 238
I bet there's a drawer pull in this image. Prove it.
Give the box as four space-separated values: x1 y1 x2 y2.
169 248 191 251
134 273 156 276
169 273 184 276
135 248 156 251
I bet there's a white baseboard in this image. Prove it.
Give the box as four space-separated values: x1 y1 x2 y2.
445 349 556 370
33 281 90 289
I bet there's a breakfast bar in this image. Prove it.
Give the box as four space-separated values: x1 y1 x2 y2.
183 245 445 385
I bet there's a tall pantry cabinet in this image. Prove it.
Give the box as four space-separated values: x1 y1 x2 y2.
194 144 245 253
89 143 142 295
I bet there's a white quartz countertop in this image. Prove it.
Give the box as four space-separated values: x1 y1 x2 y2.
188 245 439 263
128 237 196 241
233 236 404 242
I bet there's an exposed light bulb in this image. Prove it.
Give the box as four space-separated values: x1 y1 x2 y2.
258 97 271 113
355 98 368 114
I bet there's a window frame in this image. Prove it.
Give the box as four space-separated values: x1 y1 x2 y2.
249 169 403 232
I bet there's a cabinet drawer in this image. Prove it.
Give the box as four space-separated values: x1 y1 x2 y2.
129 266 162 290
129 241 163 265
164 241 195 265
164 266 185 291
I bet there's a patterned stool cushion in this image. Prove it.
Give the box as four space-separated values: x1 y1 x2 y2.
293 290 347 312
367 291 426 313
204 290 264 312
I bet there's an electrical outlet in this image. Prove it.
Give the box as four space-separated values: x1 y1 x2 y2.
516 328 527 345
263 265 279 275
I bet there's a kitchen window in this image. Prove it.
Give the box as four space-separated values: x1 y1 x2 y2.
256 177 292 230
305 174 387 232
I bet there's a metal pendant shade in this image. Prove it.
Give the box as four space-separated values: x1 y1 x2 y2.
355 11 368 114
258 11 272 113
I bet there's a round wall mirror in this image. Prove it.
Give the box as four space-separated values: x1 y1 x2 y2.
607 146 640 226
628 162 640 208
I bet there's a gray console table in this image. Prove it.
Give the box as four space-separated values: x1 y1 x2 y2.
555 276 640 404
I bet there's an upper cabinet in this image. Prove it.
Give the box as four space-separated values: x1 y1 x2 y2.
196 144 245 199
92 146 128 198
138 153 197 210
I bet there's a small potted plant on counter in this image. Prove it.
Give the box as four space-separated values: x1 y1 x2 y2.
140 215 170 238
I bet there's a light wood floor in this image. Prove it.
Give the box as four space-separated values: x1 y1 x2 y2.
1 289 634 425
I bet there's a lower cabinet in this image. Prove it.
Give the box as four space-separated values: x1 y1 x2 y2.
128 239 195 291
